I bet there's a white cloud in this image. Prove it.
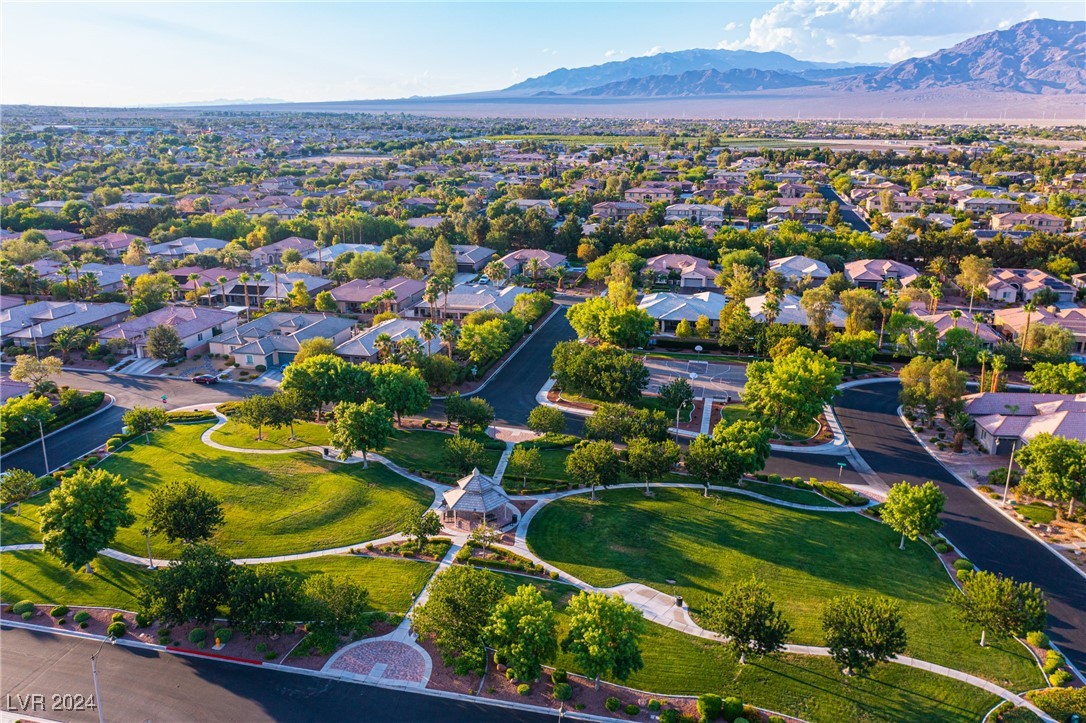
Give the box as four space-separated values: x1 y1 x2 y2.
604 49 623 59
645 45 664 56
541 47 558 56
724 21 740 32
717 0 1062 63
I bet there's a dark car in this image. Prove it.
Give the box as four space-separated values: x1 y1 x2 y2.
192 374 219 385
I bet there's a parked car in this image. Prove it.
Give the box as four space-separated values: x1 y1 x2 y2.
192 374 219 385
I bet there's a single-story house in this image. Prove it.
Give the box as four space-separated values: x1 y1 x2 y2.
964 392 1086 454
417 244 496 274
53 232 148 258
744 293 846 328
0 301 130 350
844 259 920 290
413 284 531 321
99 305 238 358
329 277 426 315
644 254 716 289
592 201 647 221
251 236 316 267
638 291 727 334
913 311 1002 347
223 273 333 309
335 318 437 363
497 249 567 277
209 312 357 369
769 255 832 286
305 243 383 268
147 237 228 259
44 263 150 294
993 306 1086 354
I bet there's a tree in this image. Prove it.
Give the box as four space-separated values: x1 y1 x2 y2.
412 566 505 674
122 405 169 441
626 437 681 495
955 255 993 313
800 285 836 341
146 480 225 545
443 435 487 474
567 297 654 348
527 405 566 435
50 325 90 363
303 574 370 634
899 356 965 422
1020 302 1037 352
328 400 394 467
718 299 757 351
485 585 557 682
428 235 458 280
507 446 542 488
40 468 135 572
401 510 442 552
294 337 336 365
140 543 235 625
1 468 39 516
234 394 276 440
439 319 460 357
228 564 303 636
675 319 693 338
484 259 509 286
947 571 1047 647
881 481 945 550
313 290 338 312
1015 433 1086 517
281 354 371 420
1027 324 1075 362
700 577 792 665
551 341 648 403
1025 362 1086 394
146 325 185 361
370 363 430 424
267 389 307 439
565 439 620 500
744 347 842 435
658 378 694 414
418 319 438 356
828 330 878 374
839 288 881 333
584 403 668 443
561 591 645 688
9 355 63 393
820 595 907 676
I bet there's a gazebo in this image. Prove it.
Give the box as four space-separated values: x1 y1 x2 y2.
441 468 514 531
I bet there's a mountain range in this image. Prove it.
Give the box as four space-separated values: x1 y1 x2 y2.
504 19 1085 98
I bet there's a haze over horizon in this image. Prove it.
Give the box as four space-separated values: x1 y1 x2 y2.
2 0 1083 108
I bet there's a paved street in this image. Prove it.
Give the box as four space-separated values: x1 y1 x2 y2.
817 184 870 232
0 627 548 723
833 382 1086 672
1 370 263 476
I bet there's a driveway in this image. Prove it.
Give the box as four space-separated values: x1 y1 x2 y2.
834 382 1086 673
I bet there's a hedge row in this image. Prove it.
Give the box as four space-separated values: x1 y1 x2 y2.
166 410 217 423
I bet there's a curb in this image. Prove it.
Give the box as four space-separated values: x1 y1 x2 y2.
0 393 117 467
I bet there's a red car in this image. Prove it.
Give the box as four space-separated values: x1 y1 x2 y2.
192 374 219 385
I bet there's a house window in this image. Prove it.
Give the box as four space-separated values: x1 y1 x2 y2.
245 355 254 365
197 332 204 341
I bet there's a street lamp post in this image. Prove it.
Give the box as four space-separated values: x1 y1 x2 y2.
675 400 690 443
24 415 49 473
1001 440 1017 505
90 635 116 723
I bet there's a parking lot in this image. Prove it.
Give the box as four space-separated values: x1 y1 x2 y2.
643 357 747 401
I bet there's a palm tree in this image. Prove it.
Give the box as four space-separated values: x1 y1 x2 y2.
990 354 1006 393
374 289 397 314
51 325 88 363
77 273 100 300
423 278 441 323
268 265 282 303
972 312 985 336
419 319 438 356
187 273 201 302
121 274 135 302
200 280 213 305
239 272 251 319
439 320 459 358
253 272 264 309
60 265 73 297
374 332 394 361
484 260 508 286
929 286 943 315
217 275 229 307
525 257 542 282
949 413 973 453
763 295 780 324
976 350 990 391
950 309 963 328
397 336 423 362
927 256 949 283
1020 301 1036 352
437 275 454 321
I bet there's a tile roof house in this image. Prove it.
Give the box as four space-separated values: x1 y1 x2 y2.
99 305 238 358
638 291 727 333
251 236 316 267
223 273 333 309
147 237 228 259
1 301 130 349
497 249 568 276
209 312 357 369
305 243 383 268
53 232 147 258
744 293 847 328
329 277 426 315
844 259 920 290
413 283 531 321
592 201 647 221
769 255 832 285
964 392 1086 454
913 311 1002 347
335 317 436 363
417 244 496 274
993 306 1086 354
45 263 150 294
986 268 1076 304
990 212 1068 233
644 254 716 289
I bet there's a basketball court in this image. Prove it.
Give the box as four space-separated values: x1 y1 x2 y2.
643 356 747 402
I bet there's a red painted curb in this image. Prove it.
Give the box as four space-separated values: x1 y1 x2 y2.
166 646 263 665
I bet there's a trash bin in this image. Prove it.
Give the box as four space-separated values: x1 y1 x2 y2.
675 595 684 608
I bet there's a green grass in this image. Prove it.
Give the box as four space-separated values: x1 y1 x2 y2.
379 429 502 476
739 480 840 507
1015 502 1056 525
210 418 331 450
718 402 818 440
485 571 1001 723
0 550 152 609
1 424 435 560
526 487 1042 692
1 550 435 616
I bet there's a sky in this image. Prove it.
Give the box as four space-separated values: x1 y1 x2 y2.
2 0 1082 106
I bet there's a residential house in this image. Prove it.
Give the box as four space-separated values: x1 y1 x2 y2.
511 199 558 218
146 237 228 259
304 243 383 269
625 186 677 204
990 213 1068 233
664 204 725 226
764 172 803 183
592 201 647 221
497 249 567 277
0 301 130 350
644 254 716 289
417 244 496 274
844 259 921 290
46 263 150 294
963 392 1086 454
767 205 826 223
913 311 1002 347
223 272 333 309
335 317 436 363
251 236 316 267
413 283 531 321
956 197 1020 214
769 255 831 286
986 268 1076 304
637 291 727 334
209 313 357 369
744 293 847 329
993 306 1086 353
53 232 148 259
329 277 426 315
99 305 238 359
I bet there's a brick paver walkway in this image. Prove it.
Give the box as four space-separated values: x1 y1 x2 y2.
327 639 429 686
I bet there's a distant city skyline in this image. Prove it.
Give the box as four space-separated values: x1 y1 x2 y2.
2 0 1082 107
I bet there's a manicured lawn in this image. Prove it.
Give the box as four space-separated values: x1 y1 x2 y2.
0 550 152 609
1 550 435 616
738 479 840 507
1015 502 1056 525
527 487 1042 691
486 572 1001 723
379 429 503 476
1 425 435 560
210 418 330 450
718 402 818 440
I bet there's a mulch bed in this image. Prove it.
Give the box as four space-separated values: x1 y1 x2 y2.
1 606 157 646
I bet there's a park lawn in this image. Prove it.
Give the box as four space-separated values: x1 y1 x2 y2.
0 550 152 609
1 498 46 546
210 418 331 450
1015 502 1056 525
486 572 1001 723
526 487 1043 692
265 555 436 615
98 424 433 559
379 429 502 476
737 479 840 507
718 402 818 440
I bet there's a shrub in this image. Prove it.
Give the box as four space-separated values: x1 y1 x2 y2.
21 611 33 620
11 600 35 615
767 474 782 485
734 719 749 723
135 611 152 628
188 628 207 644
648 699 661 712
934 542 950 553
953 558 974 571
1048 670 1072 687
697 693 722 722
956 568 973 581
73 611 90 623
741 705 760 720
1027 686 1086 719
1026 631 1050 649
106 621 126 638
721 696 744 721
111 612 125 622
505 668 517 681
1043 650 1066 675
50 605 68 618
264 651 277 660
517 684 531 696
768 718 786 723
659 711 680 723
214 628 233 644
79 621 88 629
549 570 559 580
255 365 267 373
255 642 268 653
605 696 621 712
553 682 572 701
624 704 640 715
551 669 567 684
